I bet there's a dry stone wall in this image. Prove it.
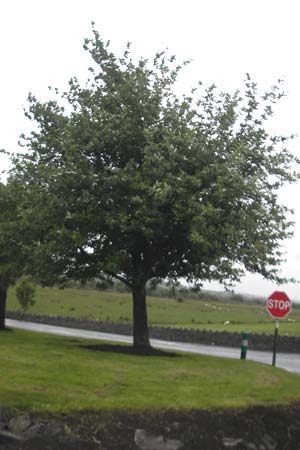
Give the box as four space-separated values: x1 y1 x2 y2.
6 310 300 353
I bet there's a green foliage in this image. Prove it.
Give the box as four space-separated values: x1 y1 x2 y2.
95 278 114 291
0 181 22 289
0 177 37 287
10 28 298 291
15 276 36 310
0 178 36 327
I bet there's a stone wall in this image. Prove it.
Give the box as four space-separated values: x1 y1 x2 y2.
2 404 300 450
6 310 300 353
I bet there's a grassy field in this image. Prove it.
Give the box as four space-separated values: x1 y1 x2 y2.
7 286 300 336
1 328 300 413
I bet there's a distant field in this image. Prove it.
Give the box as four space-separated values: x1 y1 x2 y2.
7 286 300 336
1 328 300 412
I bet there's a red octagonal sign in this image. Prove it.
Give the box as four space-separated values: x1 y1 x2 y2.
266 291 291 319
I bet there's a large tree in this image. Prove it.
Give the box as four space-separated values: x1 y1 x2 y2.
10 29 298 347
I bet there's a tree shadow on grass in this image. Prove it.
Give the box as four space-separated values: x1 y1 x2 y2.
0 327 13 332
79 343 181 357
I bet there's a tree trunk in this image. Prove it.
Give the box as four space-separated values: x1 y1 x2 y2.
132 283 151 348
0 286 7 330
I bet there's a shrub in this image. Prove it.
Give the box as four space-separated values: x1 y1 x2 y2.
15 276 36 311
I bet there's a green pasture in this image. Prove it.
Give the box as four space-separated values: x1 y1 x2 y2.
7 286 300 336
1 328 300 413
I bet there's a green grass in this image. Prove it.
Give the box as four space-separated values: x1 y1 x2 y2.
7 286 300 336
1 329 300 413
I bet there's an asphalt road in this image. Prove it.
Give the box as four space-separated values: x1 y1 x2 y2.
7 319 300 374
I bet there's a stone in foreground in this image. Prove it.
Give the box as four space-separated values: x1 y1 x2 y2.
134 429 183 450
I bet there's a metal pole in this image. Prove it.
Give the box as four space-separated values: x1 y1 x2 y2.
272 319 279 367
240 332 249 360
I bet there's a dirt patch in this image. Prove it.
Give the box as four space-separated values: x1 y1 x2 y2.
2 405 300 449
164 367 224 380
255 373 279 388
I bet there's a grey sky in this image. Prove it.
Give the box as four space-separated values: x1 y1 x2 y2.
1 0 299 299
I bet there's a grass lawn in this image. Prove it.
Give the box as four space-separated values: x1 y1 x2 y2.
1 328 300 413
7 286 300 336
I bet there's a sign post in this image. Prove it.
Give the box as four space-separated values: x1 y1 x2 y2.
272 319 279 367
266 291 291 367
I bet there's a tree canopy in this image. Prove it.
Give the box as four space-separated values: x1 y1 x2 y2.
9 28 299 346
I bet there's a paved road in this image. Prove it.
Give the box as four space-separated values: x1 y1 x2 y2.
7 319 300 374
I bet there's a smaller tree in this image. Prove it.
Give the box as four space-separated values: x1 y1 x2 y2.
0 174 33 329
15 276 36 311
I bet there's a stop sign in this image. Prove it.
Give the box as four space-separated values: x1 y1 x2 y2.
266 291 291 319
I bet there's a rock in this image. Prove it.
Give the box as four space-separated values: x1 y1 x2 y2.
0 429 22 445
21 435 102 449
245 443 258 450
39 420 66 436
0 405 13 423
63 424 73 435
261 434 277 450
134 429 183 450
8 414 32 435
222 436 243 447
23 423 43 437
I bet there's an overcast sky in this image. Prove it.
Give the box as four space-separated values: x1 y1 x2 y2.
1 0 300 300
